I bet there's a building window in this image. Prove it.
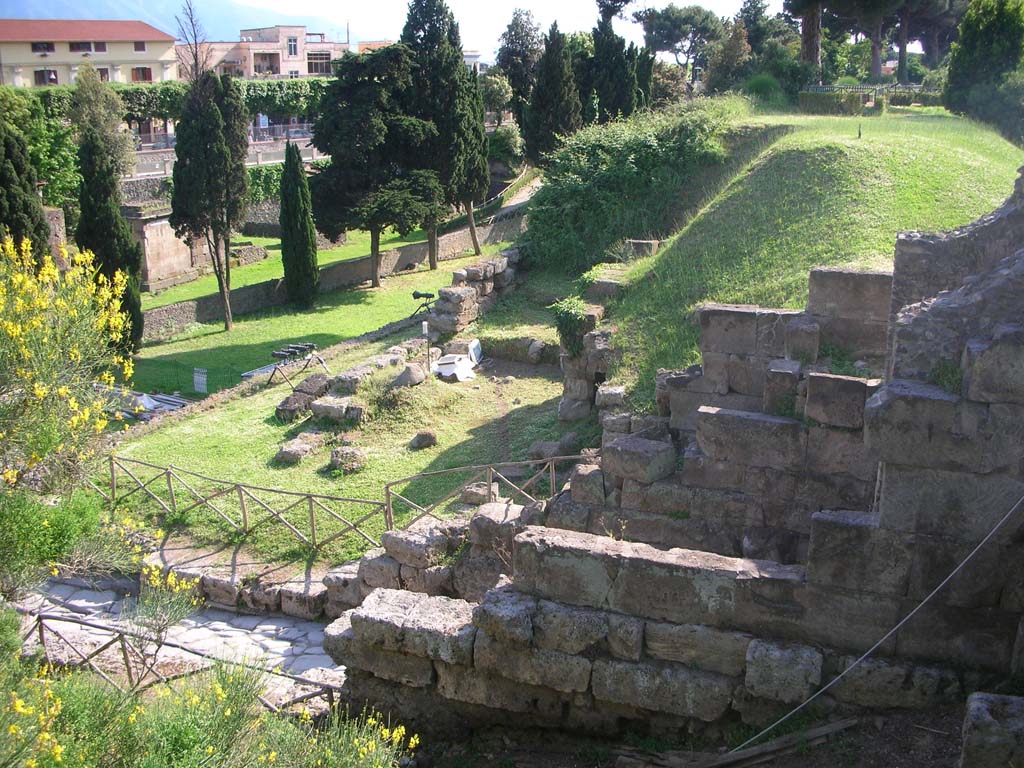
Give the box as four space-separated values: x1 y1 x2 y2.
96 68 110 82
287 37 298 56
289 70 300 78
94 42 107 52
131 67 153 83
307 51 331 75
34 69 58 86
31 42 55 53
133 41 147 52
69 41 93 53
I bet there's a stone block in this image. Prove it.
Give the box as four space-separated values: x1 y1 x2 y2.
474 630 592 692
469 502 524 554
294 373 331 398
586 278 623 302
697 304 759 356
591 659 735 721
763 359 801 415
864 380 1021 474
324 562 363 617
623 239 659 258
744 639 822 704
200 571 240 608
806 510 913 596
472 581 537 647
963 325 1024 405
595 384 626 408
697 407 806 471
804 373 869 428
329 446 367 473
608 614 644 661
644 622 752 677
451 269 468 286
603 435 677 484
785 316 820 363
807 267 892 323
310 395 351 422
323 613 435 687
563 376 594 402
701 352 730 394
601 411 632 433
907 536 1006 608
434 662 566 715
380 528 451 569
275 392 314 422
460 481 498 505
726 355 769 397
571 464 606 507
279 578 327 620
358 548 402 591
830 656 960 709
558 396 592 422
669 388 762 432
757 310 804 358
438 286 477 305
533 599 608 654
805 425 876 482
895 602 1018 671
960 693 1024 767
545 493 593 532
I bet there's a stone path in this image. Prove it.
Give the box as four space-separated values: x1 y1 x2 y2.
19 579 343 687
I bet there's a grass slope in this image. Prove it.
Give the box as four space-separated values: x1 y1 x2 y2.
609 109 1024 403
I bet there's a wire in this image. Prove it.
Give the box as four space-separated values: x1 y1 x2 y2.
729 491 1024 754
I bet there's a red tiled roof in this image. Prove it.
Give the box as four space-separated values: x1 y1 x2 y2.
0 19 175 43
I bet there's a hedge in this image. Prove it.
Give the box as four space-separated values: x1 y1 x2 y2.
798 91 864 115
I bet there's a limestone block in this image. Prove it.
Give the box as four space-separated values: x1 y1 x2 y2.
399 564 454 596
864 380 1021 474
489 256 508 274
528 440 561 460
275 392 315 423
668 388 762 432
391 363 426 389
452 550 505 603
323 613 435 686
533 600 608 654
907 536 1006 608
793 474 873 521
697 304 760 356
806 510 913 596
644 622 752 677
596 384 626 408
472 582 537 647
310 395 351 422
762 360 801 415
785 316 820 363
608 614 644 661
200 571 240 608
830 656 960 709
428 313 461 334
631 415 671 436
558 396 592 422
963 325 1024 404
805 425 876 483
526 339 546 363
381 528 452 569
279 578 327 620
587 278 623 302
602 436 677 484
357 548 402 591
568 464 603 507
960 693 1024 767
469 502 524 554
726 355 769 397
330 368 371 395
435 661 565 715
623 239 659 258
745 639 822 704
460 481 498 505
697 407 807 471
804 373 869 428
701 352 730 394
601 411 632 433
451 269 468 286
438 286 477 305
563 376 594 402
591 659 735 721
807 267 892 322
294 373 331 398
275 437 315 465
324 562 363 617
329 446 367 473
545 492 593 532
757 309 804 358
474 630 592 692
895 602 1018 671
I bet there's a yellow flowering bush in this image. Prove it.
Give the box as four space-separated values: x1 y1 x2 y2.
124 564 203 677
0 237 132 491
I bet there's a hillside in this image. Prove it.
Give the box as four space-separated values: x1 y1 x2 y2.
602 108 1024 403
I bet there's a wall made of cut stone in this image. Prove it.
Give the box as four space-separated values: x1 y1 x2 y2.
426 248 524 339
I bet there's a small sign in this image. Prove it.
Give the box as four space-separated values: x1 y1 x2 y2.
422 321 429 336
193 368 208 394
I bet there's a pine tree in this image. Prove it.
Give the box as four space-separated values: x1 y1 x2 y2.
593 17 637 122
497 9 544 130
280 142 319 308
76 126 144 350
525 22 583 164
0 120 50 258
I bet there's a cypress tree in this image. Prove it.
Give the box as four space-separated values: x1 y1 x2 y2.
279 141 319 308
77 125 144 350
458 67 491 255
0 120 50 258
593 17 637 122
525 22 583 164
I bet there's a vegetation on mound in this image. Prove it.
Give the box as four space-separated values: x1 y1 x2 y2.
607 109 1024 406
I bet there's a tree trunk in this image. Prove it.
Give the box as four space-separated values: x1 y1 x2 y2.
927 27 941 69
800 4 823 84
466 200 482 256
428 227 438 271
370 227 381 288
869 19 884 82
897 7 910 85
207 235 233 331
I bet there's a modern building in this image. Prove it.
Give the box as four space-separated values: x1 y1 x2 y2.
0 19 177 87
182 26 350 80
355 39 490 72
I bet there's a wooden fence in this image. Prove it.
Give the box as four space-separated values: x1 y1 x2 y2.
88 456 386 552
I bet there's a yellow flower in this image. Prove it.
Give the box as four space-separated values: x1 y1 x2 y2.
2 468 18 486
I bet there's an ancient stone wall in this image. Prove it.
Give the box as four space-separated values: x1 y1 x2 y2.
426 248 523 338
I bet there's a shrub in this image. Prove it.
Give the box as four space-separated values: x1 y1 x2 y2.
552 295 589 356
526 96 746 272
798 91 863 115
836 75 861 86
488 124 525 170
889 91 914 106
945 0 1024 115
744 73 784 101
917 91 945 107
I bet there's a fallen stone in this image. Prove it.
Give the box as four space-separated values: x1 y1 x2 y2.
744 639 822 704
527 339 547 364
460 481 499 505
310 395 351 422
558 397 592 422
960 692 1024 767
329 446 367 473
294 373 331 398
408 430 437 450
276 432 326 465
596 384 626 408
528 440 561 460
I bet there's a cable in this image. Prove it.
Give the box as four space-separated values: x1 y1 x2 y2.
729 491 1024 754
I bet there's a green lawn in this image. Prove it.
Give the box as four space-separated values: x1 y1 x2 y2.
606 107 1024 404
141 228 426 310
132 244 512 395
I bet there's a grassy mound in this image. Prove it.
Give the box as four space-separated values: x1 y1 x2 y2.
604 108 1024 404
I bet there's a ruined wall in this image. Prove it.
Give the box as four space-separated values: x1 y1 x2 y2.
425 247 523 339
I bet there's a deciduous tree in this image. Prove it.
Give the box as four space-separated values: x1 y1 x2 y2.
497 9 543 129
480 69 513 124
945 0 1024 113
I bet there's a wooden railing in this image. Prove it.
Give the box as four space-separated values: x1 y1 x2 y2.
89 456 385 552
384 455 586 530
16 608 341 713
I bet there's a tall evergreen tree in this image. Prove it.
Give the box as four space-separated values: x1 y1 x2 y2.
525 22 583 164
218 74 250 285
76 126 144 350
567 32 599 124
497 9 544 130
593 17 637 121
0 121 49 258
70 62 134 176
634 44 656 107
280 141 319 308
459 67 491 255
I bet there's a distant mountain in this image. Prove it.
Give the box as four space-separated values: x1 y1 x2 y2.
0 0 351 45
